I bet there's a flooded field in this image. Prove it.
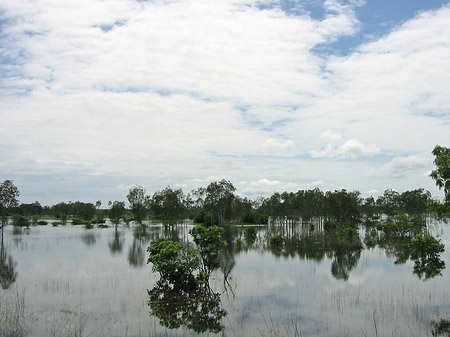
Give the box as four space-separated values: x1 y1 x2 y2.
1 219 450 337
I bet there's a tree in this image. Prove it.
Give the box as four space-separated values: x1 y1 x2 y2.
190 224 226 274
377 189 400 217
325 189 361 225
203 180 236 225
398 189 431 215
0 180 20 240
108 201 126 231
150 187 186 225
127 186 148 225
430 145 450 205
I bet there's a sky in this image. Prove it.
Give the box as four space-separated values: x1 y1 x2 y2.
0 0 449 205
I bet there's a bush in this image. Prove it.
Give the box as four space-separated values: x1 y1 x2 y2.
269 234 284 250
71 218 85 226
147 239 199 290
244 227 257 242
12 215 30 228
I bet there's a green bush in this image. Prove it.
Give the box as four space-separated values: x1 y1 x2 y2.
269 234 284 250
244 227 257 242
12 215 30 228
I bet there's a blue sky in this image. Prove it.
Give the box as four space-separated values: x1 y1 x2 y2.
0 0 449 205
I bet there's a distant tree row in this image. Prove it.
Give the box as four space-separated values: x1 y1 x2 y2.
0 145 449 227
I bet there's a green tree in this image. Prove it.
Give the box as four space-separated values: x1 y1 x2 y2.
431 145 450 205
127 186 148 225
150 186 186 225
203 180 236 225
377 189 400 217
325 189 361 225
108 201 126 231
190 224 226 274
410 233 445 280
398 189 431 215
147 238 199 290
0 180 20 240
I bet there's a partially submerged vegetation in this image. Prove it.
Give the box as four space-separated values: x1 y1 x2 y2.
0 145 448 336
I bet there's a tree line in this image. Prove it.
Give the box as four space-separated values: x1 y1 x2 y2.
0 145 449 230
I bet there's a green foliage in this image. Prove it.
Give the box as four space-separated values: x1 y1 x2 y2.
71 218 85 226
376 213 426 237
410 234 445 259
0 180 20 231
325 189 361 224
202 180 236 225
147 238 199 290
37 220 47 226
127 186 149 225
410 233 446 280
190 224 226 274
244 227 257 243
108 201 125 228
150 186 186 225
431 145 450 205
269 234 285 250
429 199 450 218
12 215 30 228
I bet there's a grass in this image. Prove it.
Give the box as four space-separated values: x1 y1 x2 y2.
0 290 28 337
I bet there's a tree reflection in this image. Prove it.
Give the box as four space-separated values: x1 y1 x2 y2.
432 318 450 336
80 232 97 246
128 228 152 268
410 234 446 280
0 239 17 290
108 231 124 255
148 281 226 334
331 249 361 280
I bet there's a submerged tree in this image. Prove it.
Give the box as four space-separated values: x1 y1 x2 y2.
190 224 226 275
108 201 126 231
431 145 450 205
203 180 236 225
410 233 445 280
0 180 20 240
127 186 148 225
150 186 186 225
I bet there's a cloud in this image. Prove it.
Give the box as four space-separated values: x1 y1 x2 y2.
369 155 429 179
311 133 380 158
337 139 380 157
263 138 294 154
0 0 448 203
251 179 281 187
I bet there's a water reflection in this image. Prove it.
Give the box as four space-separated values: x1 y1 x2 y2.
148 281 227 334
432 318 450 336
0 239 17 290
128 228 153 268
108 231 124 255
80 232 97 246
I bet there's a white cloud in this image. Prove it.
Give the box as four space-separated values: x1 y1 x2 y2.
0 0 448 203
311 134 380 158
337 139 380 157
251 179 281 187
263 138 294 154
370 155 430 179
319 130 342 143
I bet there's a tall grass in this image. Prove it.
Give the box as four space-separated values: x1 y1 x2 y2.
0 290 28 337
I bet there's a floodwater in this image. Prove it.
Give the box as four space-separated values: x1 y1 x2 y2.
1 219 450 337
